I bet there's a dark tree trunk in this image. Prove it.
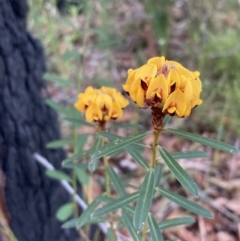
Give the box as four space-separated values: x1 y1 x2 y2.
0 0 78 240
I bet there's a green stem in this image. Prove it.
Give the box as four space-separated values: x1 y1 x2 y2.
141 221 148 241
151 130 161 168
102 137 116 241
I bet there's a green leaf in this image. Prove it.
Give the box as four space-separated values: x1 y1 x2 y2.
160 148 198 196
88 137 103 172
46 139 72 149
75 134 89 153
133 168 155 231
91 132 149 161
61 217 79 228
45 99 70 115
171 151 208 159
63 163 88 169
167 128 238 154
56 203 74 221
43 73 71 87
98 131 150 149
125 146 149 170
158 216 195 230
45 170 72 182
75 168 89 185
92 192 139 219
62 49 81 62
62 149 93 166
154 164 163 187
122 210 141 241
62 217 105 229
148 214 164 241
107 166 126 197
111 123 142 129
156 187 214 219
62 197 102 229
163 115 171 127
64 117 94 127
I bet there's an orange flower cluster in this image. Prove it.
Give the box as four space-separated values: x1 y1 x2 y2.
123 56 202 117
75 86 129 122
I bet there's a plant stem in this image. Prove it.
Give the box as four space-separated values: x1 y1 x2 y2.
151 130 161 168
102 137 116 241
141 221 148 241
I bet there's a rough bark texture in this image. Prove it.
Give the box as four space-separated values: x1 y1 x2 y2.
0 0 78 240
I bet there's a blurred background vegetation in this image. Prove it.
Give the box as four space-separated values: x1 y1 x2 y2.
28 0 240 142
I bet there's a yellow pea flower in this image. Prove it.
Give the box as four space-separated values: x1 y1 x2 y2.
122 56 203 127
75 86 129 124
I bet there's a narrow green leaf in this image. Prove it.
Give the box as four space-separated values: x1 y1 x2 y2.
111 123 142 129
76 197 102 229
43 73 71 87
62 49 81 62
88 137 103 172
98 131 150 149
171 151 208 159
156 187 214 219
75 168 89 185
133 169 155 231
160 148 198 196
63 163 88 169
163 115 171 127
56 203 74 221
97 131 122 140
167 128 238 154
45 170 71 182
62 217 105 229
122 210 141 241
61 217 79 228
92 192 139 218
64 117 94 127
158 216 195 230
125 146 149 170
45 99 70 115
62 149 93 166
148 214 164 241
46 139 72 149
154 164 163 187
91 132 149 161
75 134 89 153
107 166 126 197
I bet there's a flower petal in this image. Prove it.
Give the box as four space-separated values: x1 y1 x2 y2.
147 56 165 71
85 103 102 122
146 74 169 101
163 89 186 117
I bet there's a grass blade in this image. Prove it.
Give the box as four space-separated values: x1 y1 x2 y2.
167 129 237 154
156 187 213 219
133 168 155 231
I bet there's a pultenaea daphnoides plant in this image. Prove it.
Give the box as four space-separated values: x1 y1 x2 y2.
61 56 237 241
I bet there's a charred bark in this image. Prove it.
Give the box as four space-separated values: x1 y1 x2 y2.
0 0 78 240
